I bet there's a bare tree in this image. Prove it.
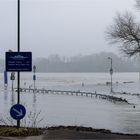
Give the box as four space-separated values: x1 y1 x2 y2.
106 0 140 57
136 0 140 9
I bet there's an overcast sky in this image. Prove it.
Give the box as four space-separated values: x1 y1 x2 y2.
0 0 135 58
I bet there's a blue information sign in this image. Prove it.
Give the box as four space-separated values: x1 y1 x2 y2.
10 104 26 120
6 52 32 71
33 74 36 80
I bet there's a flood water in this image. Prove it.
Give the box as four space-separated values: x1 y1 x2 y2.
0 72 140 134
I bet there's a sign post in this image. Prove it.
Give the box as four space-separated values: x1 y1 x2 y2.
17 0 20 128
5 0 32 128
33 65 36 90
108 57 113 93
4 71 8 88
10 72 15 92
6 52 32 128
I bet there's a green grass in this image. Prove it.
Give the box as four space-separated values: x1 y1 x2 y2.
0 126 43 136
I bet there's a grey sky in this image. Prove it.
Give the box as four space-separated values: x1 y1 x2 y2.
0 0 135 58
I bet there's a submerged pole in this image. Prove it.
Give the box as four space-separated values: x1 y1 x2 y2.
108 57 113 93
4 71 8 88
33 65 36 90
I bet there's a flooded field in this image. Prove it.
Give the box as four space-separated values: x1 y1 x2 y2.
0 72 140 134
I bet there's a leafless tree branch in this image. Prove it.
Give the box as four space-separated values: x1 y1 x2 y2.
135 0 140 9
106 12 140 57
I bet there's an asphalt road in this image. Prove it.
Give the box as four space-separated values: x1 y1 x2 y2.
1 129 140 140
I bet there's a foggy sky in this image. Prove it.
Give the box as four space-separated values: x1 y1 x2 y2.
0 0 135 58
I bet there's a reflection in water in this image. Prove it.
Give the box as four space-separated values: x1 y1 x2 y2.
3 88 11 125
11 90 15 106
3 87 16 125
4 88 8 106
10 90 15 125
33 92 37 114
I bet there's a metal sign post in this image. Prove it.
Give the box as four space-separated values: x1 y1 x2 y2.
5 0 32 128
108 57 113 93
33 65 36 90
110 67 113 93
4 71 8 88
6 52 32 128
10 72 15 92
17 0 20 128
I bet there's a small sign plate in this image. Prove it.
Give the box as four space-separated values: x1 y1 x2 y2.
6 52 32 71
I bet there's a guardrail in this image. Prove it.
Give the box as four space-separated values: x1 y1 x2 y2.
14 88 129 104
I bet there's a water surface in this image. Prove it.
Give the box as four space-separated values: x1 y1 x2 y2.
0 72 140 134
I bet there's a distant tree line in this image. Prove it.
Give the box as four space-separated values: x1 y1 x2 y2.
31 52 140 73
0 52 139 73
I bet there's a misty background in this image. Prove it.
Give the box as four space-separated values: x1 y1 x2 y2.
0 0 139 73
0 52 140 72
0 0 135 59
